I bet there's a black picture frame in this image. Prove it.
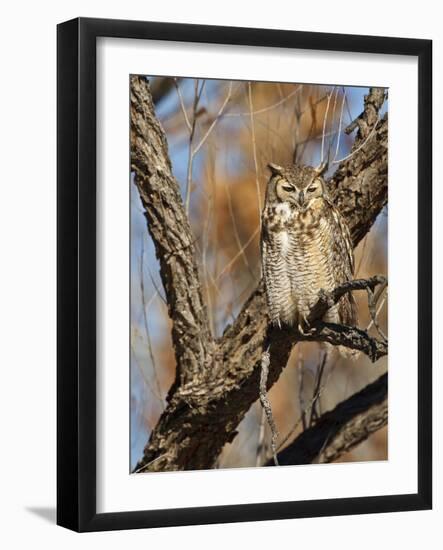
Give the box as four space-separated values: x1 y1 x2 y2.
57 17 432 532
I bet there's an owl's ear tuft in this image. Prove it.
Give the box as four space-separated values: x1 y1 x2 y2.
267 163 284 177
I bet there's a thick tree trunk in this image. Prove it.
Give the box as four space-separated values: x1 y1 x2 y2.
131 77 388 472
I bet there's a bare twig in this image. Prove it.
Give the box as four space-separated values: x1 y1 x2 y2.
333 88 347 161
326 87 340 160
320 87 335 163
259 349 279 466
366 280 388 342
344 91 354 126
131 344 163 404
366 287 387 333
184 81 199 214
298 91 319 162
216 227 260 282
226 85 301 117
292 92 303 163
309 351 327 427
147 266 167 306
332 116 380 164
277 357 336 452
247 82 262 229
202 190 214 335
185 81 232 214
255 406 267 467
133 452 170 473
173 78 192 132
139 241 164 405
192 82 233 156
223 179 255 278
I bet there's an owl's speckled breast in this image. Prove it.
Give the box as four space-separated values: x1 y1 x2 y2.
291 205 338 320
262 198 340 327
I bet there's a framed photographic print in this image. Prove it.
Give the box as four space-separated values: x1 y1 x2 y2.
57 17 432 532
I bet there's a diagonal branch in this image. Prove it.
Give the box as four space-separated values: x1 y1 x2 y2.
131 75 214 389
269 373 388 466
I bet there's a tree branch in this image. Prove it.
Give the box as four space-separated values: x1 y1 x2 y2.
328 88 388 246
297 322 387 361
132 83 388 472
269 373 388 466
131 75 214 389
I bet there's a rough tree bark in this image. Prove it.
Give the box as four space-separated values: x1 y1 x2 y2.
131 76 388 472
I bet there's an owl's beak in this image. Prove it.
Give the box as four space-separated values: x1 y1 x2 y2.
298 191 305 207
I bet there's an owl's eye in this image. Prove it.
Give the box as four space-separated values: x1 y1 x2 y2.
307 185 317 192
282 185 294 192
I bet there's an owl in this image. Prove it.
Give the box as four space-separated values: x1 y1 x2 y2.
261 162 357 332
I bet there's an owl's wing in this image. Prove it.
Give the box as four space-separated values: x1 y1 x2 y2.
330 206 354 277
329 204 357 325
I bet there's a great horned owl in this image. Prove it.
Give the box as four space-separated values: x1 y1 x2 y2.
261 162 357 331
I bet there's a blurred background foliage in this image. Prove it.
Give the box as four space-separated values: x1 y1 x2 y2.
131 77 388 470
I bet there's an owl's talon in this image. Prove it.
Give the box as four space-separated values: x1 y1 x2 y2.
297 317 316 336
